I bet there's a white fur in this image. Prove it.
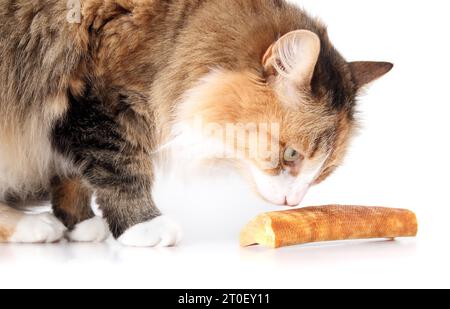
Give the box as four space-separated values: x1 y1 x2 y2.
250 156 328 206
9 212 66 243
158 69 243 179
170 70 231 155
67 216 110 243
0 96 69 201
118 216 182 247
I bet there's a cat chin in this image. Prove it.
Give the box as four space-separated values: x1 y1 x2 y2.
117 216 182 247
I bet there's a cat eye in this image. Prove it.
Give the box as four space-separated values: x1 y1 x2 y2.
283 147 302 163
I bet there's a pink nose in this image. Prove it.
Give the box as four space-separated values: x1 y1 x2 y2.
276 197 302 207
285 186 310 207
282 198 294 207
283 198 300 207
269 195 305 207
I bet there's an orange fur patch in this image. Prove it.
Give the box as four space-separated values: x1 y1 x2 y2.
0 204 22 242
0 226 13 242
52 178 94 229
58 179 83 217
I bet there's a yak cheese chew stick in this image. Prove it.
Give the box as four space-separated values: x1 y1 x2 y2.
240 206 418 248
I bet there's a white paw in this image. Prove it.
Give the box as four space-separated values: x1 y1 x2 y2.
118 216 182 247
10 213 66 243
67 217 110 243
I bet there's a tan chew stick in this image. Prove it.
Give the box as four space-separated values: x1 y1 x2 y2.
240 206 418 248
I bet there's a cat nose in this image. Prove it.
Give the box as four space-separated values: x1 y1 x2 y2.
284 199 300 207
285 185 310 207
283 197 297 207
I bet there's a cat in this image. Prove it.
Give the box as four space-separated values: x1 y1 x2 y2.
0 0 392 246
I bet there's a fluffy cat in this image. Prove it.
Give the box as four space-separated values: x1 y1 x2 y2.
0 0 392 246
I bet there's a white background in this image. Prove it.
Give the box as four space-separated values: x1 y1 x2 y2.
1 0 449 289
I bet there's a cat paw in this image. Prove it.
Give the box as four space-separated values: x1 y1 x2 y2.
9 213 67 243
117 216 182 247
67 217 110 243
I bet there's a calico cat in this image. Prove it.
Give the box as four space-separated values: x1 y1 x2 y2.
0 0 392 246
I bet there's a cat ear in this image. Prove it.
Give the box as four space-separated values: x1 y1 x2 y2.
263 30 321 87
349 61 394 89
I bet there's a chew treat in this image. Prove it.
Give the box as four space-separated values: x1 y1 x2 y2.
240 206 418 248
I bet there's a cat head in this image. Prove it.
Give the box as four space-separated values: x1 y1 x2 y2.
175 30 393 206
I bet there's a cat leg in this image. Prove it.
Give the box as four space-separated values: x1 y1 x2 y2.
93 165 182 247
0 202 66 243
81 155 181 247
52 96 182 247
51 177 110 242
